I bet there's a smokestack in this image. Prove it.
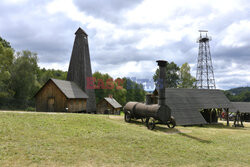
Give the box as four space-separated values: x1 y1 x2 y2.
156 60 167 106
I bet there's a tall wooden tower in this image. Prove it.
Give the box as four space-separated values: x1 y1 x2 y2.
67 27 96 113
195 30 216 89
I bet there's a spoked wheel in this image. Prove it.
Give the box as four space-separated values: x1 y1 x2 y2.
141 118 146 123
167 116 176 129
146 117 156 130
124 111 132 122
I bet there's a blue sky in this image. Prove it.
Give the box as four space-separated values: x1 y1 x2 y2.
1 0 250 90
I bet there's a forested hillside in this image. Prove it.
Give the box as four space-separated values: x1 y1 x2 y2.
227 87 250 95
224 87 250 102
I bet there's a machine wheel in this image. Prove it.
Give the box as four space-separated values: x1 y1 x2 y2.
141 118 145 123
167 116 176 129
124 111 132 122
146 117 156 130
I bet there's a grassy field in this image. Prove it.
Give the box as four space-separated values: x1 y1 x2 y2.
0 111 250 167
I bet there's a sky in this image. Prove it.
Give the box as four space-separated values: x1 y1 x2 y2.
1 0 250 90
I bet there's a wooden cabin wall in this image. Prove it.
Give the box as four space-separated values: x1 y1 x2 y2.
35 80 67 112
96 100 121 115
97 100 112 114
67 99 87 112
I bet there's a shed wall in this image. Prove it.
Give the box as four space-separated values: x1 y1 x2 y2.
35 80 67 112
67 99 87 112
97 100 121 114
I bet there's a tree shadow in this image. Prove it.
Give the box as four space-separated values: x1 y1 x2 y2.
177 133 212 144
153 126 212 143
126 119 248 144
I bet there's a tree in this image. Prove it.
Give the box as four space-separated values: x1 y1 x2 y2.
113 80 127 106
10 50 39 100
224 90 250 102
0 36 11 48
93 71 112 103
178 63 196 88
153 61 180 88
134 83 145 102
123 78 135 102
0 42 14 97
37 68 67 85
242 91 250 102
92 72 146 106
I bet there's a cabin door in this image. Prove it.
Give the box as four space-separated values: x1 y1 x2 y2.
48 97 55 112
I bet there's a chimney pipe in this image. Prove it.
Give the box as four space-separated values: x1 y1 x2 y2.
156 60 167 106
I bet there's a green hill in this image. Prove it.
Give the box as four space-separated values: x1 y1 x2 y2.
227 87 250 95
0 111 250 167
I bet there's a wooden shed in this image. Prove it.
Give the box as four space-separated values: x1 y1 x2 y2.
35 78 88 112
97 97 122 115
232 102 250 122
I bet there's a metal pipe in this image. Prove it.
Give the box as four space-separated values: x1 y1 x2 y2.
156 60 167 106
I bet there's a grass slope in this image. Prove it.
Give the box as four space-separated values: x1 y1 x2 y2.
0 111 250 167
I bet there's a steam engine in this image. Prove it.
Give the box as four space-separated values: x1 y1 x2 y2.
123 60 176 130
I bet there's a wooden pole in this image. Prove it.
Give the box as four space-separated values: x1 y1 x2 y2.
226 108 229 126
209 109 212 123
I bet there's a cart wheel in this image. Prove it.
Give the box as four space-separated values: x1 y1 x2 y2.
124 112 132 122
141 118 145 123
146 117 156 130
167 116 176 129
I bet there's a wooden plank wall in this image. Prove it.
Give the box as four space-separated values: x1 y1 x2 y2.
96 100 121 114
67 99 87 112
35 80 67 112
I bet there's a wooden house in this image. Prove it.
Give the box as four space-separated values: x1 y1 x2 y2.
35 78 88 112
97 97 122 115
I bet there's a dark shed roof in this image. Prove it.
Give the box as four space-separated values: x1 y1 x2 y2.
104 97 122 109
232 102 250 113
163 88 233 125
35 78 88 99
51 79 88 99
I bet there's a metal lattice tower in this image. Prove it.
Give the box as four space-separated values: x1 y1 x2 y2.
195 30 216 89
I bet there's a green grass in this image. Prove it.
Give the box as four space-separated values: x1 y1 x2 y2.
0 111 250 167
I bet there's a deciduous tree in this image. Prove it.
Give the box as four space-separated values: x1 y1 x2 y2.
178 63 196 88
10 50 39 100
0 42 14 97
153 61 180 88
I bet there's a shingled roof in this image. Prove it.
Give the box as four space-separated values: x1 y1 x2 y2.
232 102 250 113
162 88 233 125
104 97 122 109
34 78 88 99
50 78 88 99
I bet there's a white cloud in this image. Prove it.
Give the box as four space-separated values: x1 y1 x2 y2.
221 20 250 48
1 0 250 90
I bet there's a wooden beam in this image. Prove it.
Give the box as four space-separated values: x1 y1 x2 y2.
226 108 229 126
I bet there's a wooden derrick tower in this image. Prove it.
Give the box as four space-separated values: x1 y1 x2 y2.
67 27 96 113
